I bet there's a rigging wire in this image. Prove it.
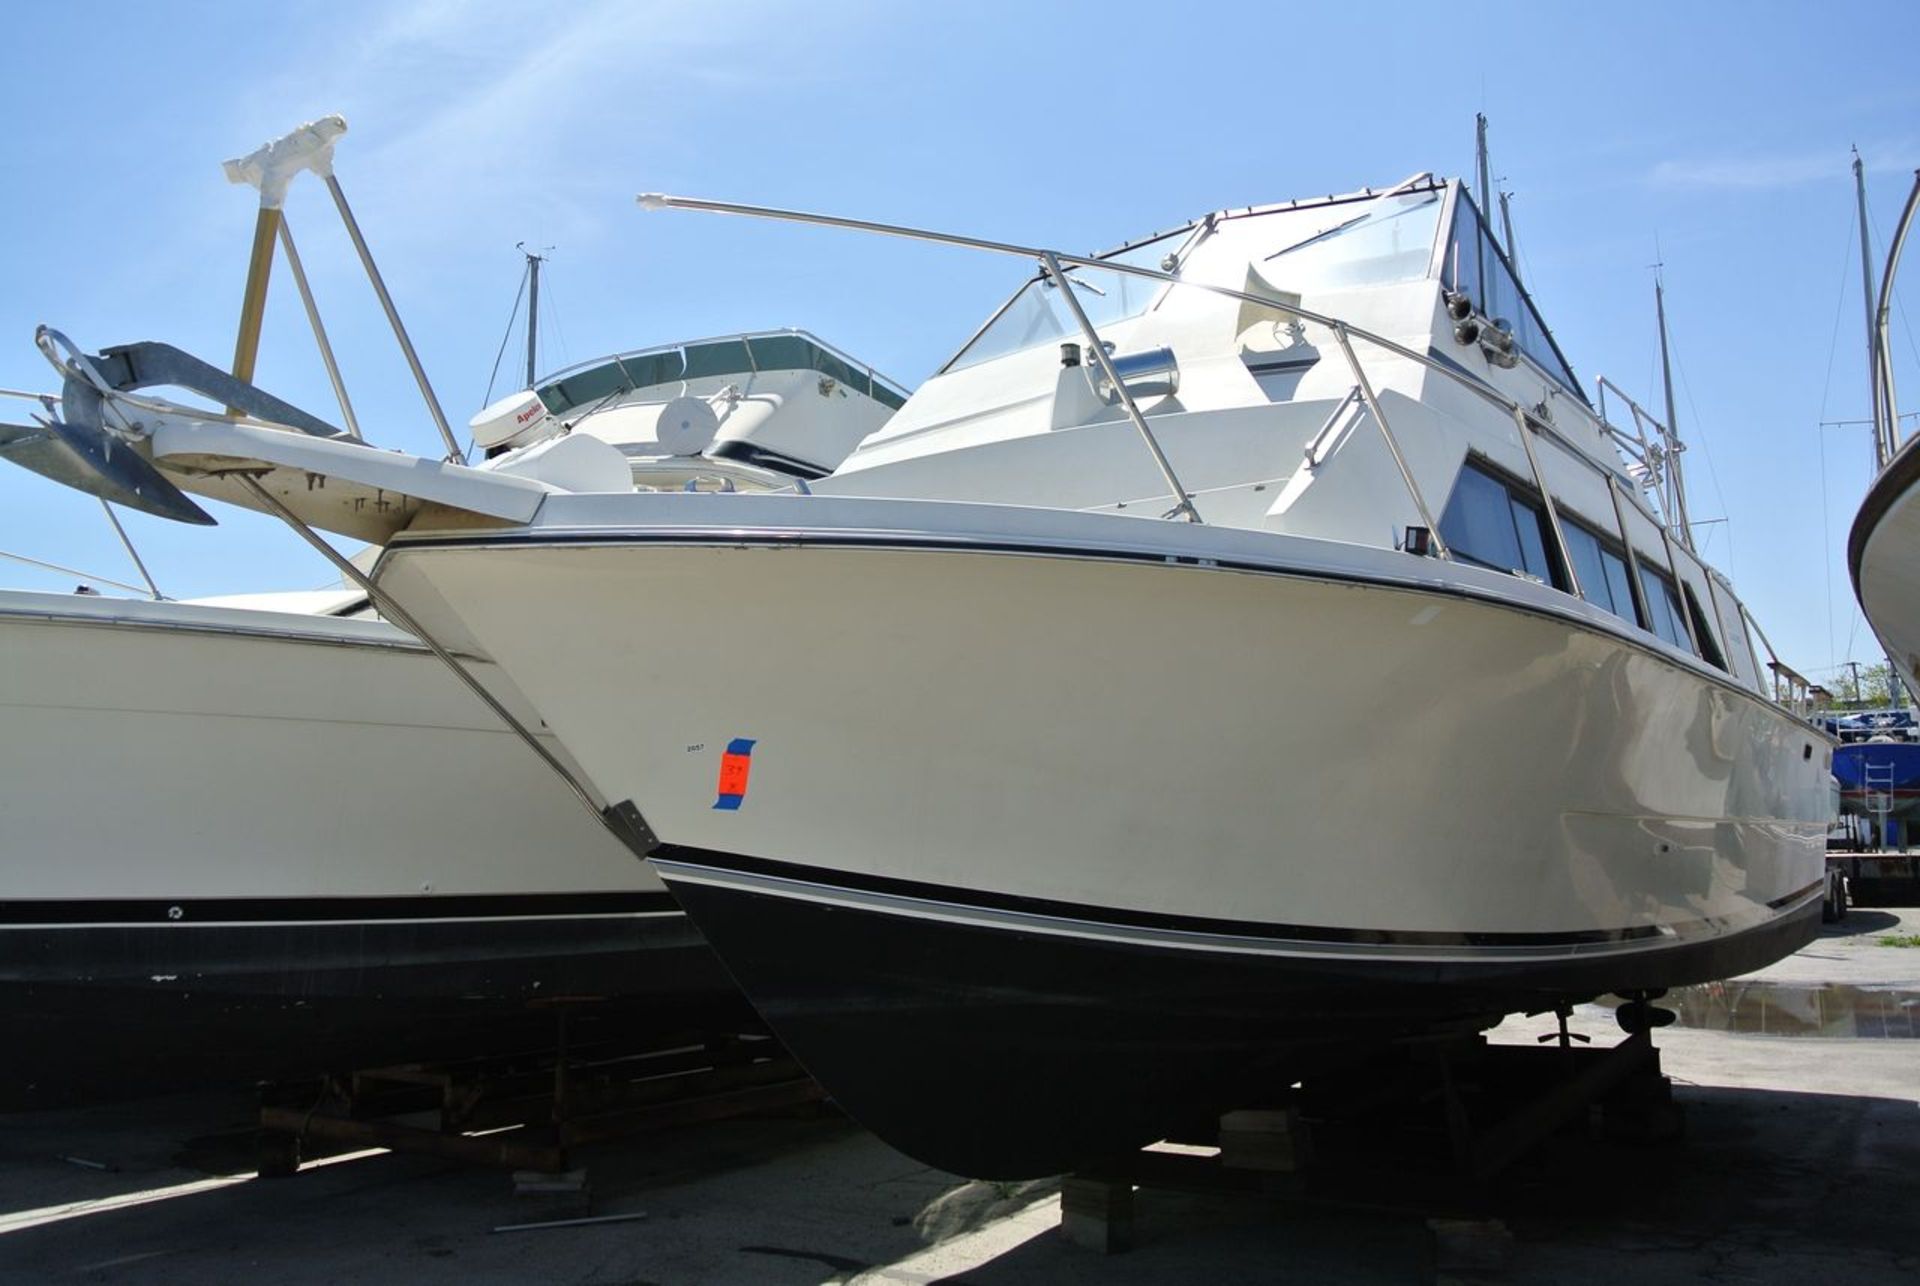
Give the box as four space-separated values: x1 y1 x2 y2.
1813 200 1860 671
1817 430 1833 669
540 258 572 375
1664 306 1733 576
482 257 532 408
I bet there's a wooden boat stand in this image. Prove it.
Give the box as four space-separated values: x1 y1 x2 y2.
1061 1018 1681 1263
254 1005 823 1179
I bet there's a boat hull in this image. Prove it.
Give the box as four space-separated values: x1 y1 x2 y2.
376 494 1832 1175
657 844 1820 1177
0 914 739 1105
1851 431 1920 699
0 592 737 1104
1832 740 1920 829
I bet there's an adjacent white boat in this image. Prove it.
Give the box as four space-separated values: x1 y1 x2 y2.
0 585 740 1103
0 329 905 1104
1852 431 1920 699
12 177 1834 1176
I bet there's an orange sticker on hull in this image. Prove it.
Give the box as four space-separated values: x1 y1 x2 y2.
713 738 755 810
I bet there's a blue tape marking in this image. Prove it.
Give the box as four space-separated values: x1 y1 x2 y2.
713 794 744 811
725 737 757 756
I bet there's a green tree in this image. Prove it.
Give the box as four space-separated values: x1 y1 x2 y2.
1834 661 1905 708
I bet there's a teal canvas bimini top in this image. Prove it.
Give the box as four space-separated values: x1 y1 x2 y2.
538 330 910 417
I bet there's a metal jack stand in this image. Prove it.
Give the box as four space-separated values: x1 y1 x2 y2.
1060 1020 1683 1268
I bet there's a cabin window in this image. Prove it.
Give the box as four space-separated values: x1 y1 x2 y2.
1637 563 1693 653
1439 460 1560 586
1560 518 1639 624
1682 583 1728 671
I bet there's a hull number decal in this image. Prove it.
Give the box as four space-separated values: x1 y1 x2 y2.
714 738 757 810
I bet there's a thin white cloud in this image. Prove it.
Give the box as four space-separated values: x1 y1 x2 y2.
1648 142 1918 191
211 0 840 269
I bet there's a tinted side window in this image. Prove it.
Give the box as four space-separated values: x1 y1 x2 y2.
1637 564 1692 652
1682 584 1728 671
1441 465 1524 574
1439 461 1559 586
1562 520 1639 624
1440 196 1582 397
1509 495 1554 583
1602 556 1638 627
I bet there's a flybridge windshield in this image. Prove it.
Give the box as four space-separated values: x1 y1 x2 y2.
944 232 1186 373
1258 190 1441 291
941 192 1444 374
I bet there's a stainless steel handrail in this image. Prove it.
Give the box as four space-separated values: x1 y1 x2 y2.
96 499 164 600
1330 324 1447 556
275 218 363 440
1302 386 1362 468
1509 403 1579 599
638 192 1548 427
636 192 1676 555
1595 375 1683 536
0 548 152 597
1041 251 1199 523
1603 474 1654 631
322 173 462 462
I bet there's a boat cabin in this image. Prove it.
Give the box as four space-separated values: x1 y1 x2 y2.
817 178 1784 701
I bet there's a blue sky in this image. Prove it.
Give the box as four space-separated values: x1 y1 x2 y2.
2 1 1918 685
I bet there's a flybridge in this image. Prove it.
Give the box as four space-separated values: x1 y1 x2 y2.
935 177 1581 399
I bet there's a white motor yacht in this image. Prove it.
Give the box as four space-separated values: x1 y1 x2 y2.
13 176 1834 1175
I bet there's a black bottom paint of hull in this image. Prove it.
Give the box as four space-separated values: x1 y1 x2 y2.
663 872 1821 1179
0 914 745 1108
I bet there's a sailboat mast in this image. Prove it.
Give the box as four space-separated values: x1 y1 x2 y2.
1655 275 1695 551
1474 114 1492 222
1497 189 1518 270
1873 171 1920 465
524 249 542 389
1855 149 1887 469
